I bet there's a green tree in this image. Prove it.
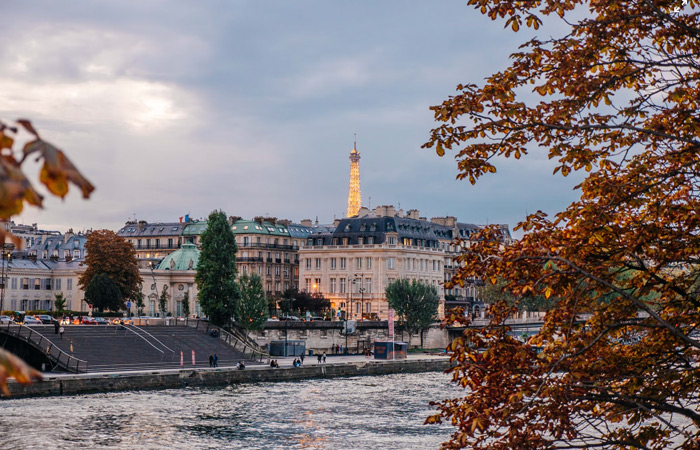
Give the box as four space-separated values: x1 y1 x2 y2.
181 291 190 318
423 1 700 449
53 292 66 313
135 292 144 316
385 279 440 347
235 273 268 334
158 285 168 317
84 273 122 312
78 229 142 305
195 210 239 326
282 288 331 316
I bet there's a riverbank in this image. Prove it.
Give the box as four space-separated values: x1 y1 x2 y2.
5 354 451 398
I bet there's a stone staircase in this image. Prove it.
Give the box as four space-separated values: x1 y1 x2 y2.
38 324 257 373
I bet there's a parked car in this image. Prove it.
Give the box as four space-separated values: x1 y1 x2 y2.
281 316 299 321
82 317 98 325
0 315 12 324
23 316 42 325
35 314 57 324
93 317 110 325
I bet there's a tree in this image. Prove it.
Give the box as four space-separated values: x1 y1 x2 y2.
195 210 239 326
0 118 94 393
385 279 440 347
78 230 142 305
135 292 145 316
282 288 331 316
235 273 268 334
158 285 168 316
181 290 190 318
53 292 66 313
84 273 122 312
423 2 700 449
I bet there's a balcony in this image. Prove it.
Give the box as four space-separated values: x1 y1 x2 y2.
238 257 263 262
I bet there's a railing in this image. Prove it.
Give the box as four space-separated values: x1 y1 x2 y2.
157 318 271 362
0 323 88 373
118 324 174 361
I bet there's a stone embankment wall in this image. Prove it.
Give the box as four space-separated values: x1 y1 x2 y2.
256 322 450 353
6 358 451 399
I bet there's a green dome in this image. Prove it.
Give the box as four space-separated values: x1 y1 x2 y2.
157 243 200 270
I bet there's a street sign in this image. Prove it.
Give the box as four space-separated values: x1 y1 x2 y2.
126 301 132 308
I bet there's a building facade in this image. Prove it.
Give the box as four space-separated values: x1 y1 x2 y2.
299 205 511 321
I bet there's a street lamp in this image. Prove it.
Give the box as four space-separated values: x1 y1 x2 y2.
353 274 364 320
0 245 12 314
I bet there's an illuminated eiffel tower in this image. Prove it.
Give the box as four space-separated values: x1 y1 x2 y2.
346 136 362 217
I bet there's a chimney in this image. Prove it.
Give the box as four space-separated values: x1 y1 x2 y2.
228 216 242 226
333 218 341 226
406 209 420 220
64 228 74 244
138 220 147 231
300 219 312 227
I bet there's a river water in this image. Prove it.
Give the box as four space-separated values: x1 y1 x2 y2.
0 372 459 449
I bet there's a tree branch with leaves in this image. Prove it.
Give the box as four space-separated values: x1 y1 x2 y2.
424 1 700 449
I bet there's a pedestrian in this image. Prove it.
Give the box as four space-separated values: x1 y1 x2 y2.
317 353 322 364
336 344 340 354
213 354 218 367
59 326 64 339
322 352 327 364
54 321 59 334
340 344 343 354
300 353 305 365
209 354 213 367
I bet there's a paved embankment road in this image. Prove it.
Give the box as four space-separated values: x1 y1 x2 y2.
5 354 451 398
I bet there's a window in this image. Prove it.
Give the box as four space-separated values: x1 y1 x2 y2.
284 267 289 278
73 249 80 258
22 278 29 290
315 258 321 269
365 278 372 294
330 278 336 293
11 277 17 289
314 278 321 292
365 302 371 313
67 279 73 290
355 257 362 269
168 238 174 248
330 258 336 270
55 278 61 290
306 259 311 269
305 278 311 291
340 258 346 269
34 278 40 290
339 278 346 294
388 257 395 270
44 278 52 290
275 266 280 276
433 260 437 271
365 257 372 269
266 266 271 276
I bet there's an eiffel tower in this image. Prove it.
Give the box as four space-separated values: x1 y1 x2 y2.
346 137 361 217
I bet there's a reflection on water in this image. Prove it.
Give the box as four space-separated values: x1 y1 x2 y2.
1 372 458 449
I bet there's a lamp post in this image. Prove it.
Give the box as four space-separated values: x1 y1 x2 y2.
0 245 11 314
149 261 159 317
352 274 364 320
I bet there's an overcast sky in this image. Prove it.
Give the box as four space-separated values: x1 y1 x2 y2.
1 1 583 237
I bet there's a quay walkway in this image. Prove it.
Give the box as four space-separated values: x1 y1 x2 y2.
5 353 451 398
